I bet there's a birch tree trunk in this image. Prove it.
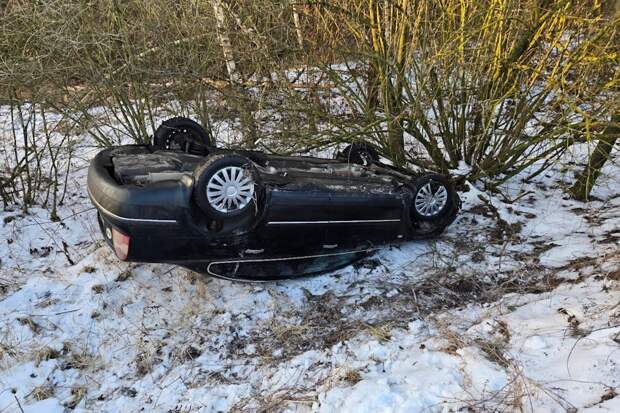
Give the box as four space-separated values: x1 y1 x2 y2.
211 0 240 84
210 0 256 146
291 3 304 49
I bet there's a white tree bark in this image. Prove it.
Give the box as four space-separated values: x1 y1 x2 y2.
291 3 304 49
210 0 259 146
211 0 240 84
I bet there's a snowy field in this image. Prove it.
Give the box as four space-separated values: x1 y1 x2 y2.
0 112 619 412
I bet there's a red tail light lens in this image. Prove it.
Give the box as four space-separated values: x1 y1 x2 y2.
111 228 130 261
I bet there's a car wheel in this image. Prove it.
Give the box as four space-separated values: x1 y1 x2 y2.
152 117 212 155
193 154 259 220
337 143 380 166
410 174 454 221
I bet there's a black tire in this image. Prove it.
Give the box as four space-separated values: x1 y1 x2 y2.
337 143 380 166
152 117 212 155
193 154 260 220
409 174 455 222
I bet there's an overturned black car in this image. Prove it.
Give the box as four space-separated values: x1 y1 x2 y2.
88 117 460 280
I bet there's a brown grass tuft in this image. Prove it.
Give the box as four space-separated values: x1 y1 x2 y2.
31 385 54 401
34 347 60 367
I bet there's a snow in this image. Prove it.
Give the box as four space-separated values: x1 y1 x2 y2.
23 398 64 413
1 108 619 412
317 278 620 412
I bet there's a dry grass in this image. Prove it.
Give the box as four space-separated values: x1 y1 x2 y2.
432 315 536 411
82 266 96 274
0 342 17 361
30 384 54 401
364 321 394 342
34 346 60 367
341 369 362 384
134 336 163 376
62 349 97 371
16 317 41 334
224 227 618 407
244 263 543 364
475 338 512 369
114 269 132 282
65 386 87 409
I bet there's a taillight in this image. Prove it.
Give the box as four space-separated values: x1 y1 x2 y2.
111 228 130 261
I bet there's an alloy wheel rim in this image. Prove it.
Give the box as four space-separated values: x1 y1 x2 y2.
414 182 448 217
206 166 255 213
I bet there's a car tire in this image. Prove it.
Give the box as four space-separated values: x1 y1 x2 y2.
409 174 455 222
152 117 212 155
337 143 380 166
193 154 260 220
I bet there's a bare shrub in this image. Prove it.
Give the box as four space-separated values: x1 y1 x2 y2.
1 0 617 208
317 0 619 183
1 100 75 213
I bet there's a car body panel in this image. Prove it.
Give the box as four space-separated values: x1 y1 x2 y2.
88 145 459 279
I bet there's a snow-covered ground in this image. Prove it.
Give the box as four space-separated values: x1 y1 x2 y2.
0 110 619 412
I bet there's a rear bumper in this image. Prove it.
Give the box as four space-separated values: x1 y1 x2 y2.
87 146 192 225
88 147 223 263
